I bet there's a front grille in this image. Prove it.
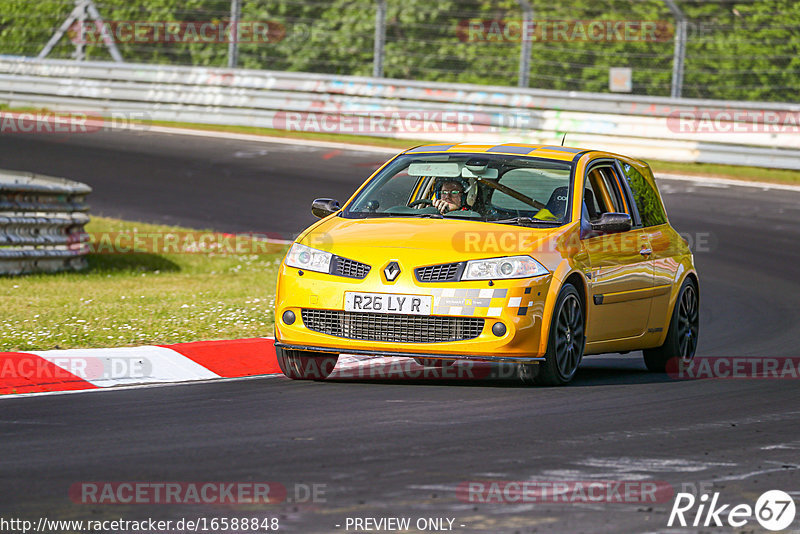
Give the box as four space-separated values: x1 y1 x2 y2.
415 262 463 282
301 309 484 343
332 256 371 279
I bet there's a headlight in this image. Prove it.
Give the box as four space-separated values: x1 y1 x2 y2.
284 243 332 274
462 255 548 280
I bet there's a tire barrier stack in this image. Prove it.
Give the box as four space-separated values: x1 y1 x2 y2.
0 169 91 275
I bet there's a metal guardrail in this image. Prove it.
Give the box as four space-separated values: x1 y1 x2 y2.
0 169 91 275
1 57 799 169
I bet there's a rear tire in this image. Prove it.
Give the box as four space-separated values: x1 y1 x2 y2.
276 347 339 380
643 279 699 372
519 283 585 386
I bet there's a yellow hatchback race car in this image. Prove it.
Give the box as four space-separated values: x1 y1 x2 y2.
274 143 699 385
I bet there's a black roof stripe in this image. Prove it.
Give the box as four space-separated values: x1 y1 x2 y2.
486 145 538 154
407 144 456 153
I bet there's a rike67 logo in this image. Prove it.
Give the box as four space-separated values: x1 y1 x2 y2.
668 490 796 531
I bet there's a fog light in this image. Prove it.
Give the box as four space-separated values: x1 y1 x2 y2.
492 322 506 337
282 310 296 325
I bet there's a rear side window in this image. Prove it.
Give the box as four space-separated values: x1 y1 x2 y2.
586 166 625 215
621 163 667 227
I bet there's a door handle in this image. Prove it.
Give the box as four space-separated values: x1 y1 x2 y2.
640 248 653 257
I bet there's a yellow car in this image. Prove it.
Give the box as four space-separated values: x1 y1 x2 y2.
274 143 699 385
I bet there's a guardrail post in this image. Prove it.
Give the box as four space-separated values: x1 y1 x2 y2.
228 0 242 68
517 0 533 88
75 0 87 60
373 0 387 78
663 0 687 98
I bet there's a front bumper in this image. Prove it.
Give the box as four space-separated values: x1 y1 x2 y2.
274 264 554 360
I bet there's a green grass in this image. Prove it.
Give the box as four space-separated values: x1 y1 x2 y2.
145 118 431 150
643 159 800 185
0 217 287 351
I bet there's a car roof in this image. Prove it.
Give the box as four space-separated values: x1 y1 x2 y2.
398 143 657 189
403 143 589 161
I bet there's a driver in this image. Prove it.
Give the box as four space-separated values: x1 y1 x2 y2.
432 179 467 214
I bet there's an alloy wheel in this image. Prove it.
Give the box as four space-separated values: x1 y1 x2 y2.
677 284 699 363
555 294 584 379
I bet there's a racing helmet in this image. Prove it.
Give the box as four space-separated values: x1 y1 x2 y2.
433 176 471 208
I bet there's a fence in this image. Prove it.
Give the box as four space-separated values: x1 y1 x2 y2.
1 57 799 170
0 169 91 275
1 0 799 102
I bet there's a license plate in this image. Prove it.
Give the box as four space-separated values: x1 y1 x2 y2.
344 292 432 315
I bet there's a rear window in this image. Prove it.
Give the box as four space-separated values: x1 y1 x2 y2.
490 168 572 218
621 163 667 227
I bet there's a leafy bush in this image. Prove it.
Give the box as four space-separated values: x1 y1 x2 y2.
0 0 797 101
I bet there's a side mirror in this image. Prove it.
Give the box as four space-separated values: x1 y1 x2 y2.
590 212 632 235
311 198 341 219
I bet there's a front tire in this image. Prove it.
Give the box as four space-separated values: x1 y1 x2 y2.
643 278 699 372
519 283 585 386
276 347 339 380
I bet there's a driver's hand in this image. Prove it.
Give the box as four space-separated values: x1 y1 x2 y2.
433 199 451 214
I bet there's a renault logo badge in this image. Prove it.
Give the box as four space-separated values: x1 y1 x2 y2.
383 261 401 281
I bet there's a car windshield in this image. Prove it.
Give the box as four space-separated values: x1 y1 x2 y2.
342 153 574 226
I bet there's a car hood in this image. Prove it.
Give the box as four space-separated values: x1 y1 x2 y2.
297 216 576 266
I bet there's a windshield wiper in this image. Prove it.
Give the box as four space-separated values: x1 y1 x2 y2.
492 216 560 226
347 212 440 219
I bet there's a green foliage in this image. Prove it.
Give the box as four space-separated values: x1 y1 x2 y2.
0 0 230 64
0 0 797 101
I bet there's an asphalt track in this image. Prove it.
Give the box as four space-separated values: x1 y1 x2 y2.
1 128 800 533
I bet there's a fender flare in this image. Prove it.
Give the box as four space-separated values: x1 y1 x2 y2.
537 261 588 355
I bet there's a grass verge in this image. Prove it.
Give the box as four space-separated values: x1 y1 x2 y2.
142 120 800 185
0 216 286 351
146 119 431 150
643 159 800 184
3 104 797 185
